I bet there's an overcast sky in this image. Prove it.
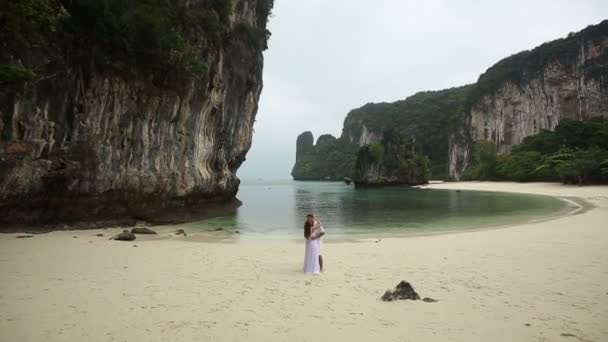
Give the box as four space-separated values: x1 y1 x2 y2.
237 0 608 180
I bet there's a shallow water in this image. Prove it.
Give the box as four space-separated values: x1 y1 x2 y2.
175 180 574 239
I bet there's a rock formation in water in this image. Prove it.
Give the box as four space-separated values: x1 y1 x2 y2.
291 132 358 181
294 131 314 163
292 20 608 182
449 21 608 180
0 0 273 229
343 87 470 179
291 87 468 181
354 130 429 187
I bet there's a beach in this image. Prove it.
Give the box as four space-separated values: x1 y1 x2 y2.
1 182 607 342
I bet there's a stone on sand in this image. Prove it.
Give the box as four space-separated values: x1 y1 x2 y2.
381 281 421 301
113 230 136 241
131 228 157 235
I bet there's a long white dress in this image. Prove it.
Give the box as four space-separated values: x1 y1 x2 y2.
303 237 321 274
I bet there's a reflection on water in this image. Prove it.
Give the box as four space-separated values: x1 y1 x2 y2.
176 180 573 239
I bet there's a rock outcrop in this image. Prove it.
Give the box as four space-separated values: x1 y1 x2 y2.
131 228 157 235
294 131 314 162
113 230 136 241
292 21 608 182
449 21 608 180
293 87 469 181
381 280 438 303
0 0 273 229
381 280 420 301
354 131 429 187
291 132 358 181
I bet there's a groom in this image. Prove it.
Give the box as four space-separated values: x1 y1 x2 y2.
306 214 325 271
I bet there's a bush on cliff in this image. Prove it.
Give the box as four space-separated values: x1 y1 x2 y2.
0 0 273 91
465 118 608 184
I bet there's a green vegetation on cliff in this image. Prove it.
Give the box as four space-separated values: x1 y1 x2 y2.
291 133 358 180
343 86 470 178
464 118 608 184
354 130 430 186
465 20 608 108
292 86 469 181
291 20 607 183
0 0 273 91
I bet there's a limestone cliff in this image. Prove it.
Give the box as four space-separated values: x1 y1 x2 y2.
338 87 469 179
449 21 608 180
291 132 357 181
354 131 430 187
294 131 314 162
292 21 608 183
0 0 273 228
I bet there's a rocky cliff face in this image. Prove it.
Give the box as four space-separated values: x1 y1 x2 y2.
293 21 608 183
294 131 314 162
338 88 469 179
449 21 608 180
354 131 429 187
344 123 380 147
0 0 273 228
291 132 358 181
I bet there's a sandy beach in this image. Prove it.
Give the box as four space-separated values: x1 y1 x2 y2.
1 182 607 342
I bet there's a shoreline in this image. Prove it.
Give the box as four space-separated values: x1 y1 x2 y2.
0 196 243 234
0 183 588 240
1 182 607 341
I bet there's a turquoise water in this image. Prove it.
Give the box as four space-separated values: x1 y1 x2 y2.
178 180 574 239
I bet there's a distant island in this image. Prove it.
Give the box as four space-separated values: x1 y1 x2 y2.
292 20 608 186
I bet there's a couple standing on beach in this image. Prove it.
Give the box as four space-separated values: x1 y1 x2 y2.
303 214 325 274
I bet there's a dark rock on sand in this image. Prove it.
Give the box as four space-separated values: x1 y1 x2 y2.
422 297 438 303
96 233 104 237
381 281 421 301
175 229 187 236
213 227 223 231
131 227 157 235
113 230 136 241
16 235 33 239
25 230 50 235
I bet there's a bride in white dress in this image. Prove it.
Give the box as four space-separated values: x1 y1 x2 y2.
303 221 321 274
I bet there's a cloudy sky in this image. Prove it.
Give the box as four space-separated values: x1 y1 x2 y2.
237 0 608 180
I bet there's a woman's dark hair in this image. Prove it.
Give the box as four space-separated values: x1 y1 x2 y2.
304 221 312 239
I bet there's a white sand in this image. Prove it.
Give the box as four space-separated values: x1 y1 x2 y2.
1 182 607 342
